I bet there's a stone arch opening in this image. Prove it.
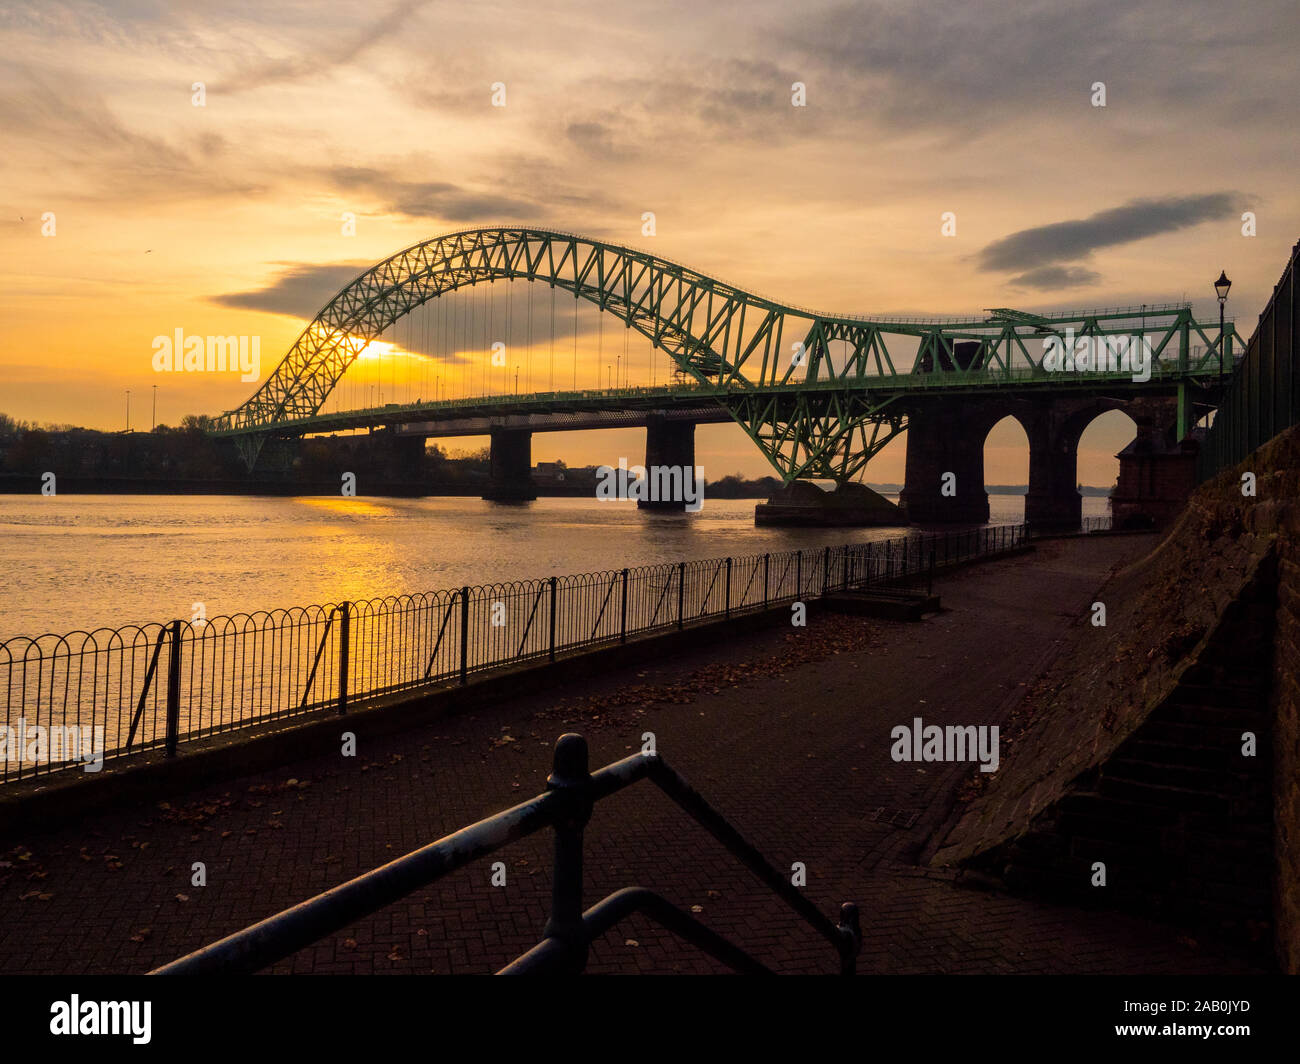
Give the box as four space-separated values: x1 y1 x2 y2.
1076 409 1137 522
983 413 1032 525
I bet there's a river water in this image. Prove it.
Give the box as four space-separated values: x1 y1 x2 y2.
0 493 1107 639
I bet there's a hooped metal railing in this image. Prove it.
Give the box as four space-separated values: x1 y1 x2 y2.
151 733 862 975
1 524 1031 784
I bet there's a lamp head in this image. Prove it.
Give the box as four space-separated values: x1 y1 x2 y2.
1214 270 1232 303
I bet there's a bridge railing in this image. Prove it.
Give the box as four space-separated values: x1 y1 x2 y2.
0 524 1028 785
151 733 862 975
1197 239 1300 481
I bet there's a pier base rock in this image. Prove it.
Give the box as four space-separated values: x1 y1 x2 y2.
753 481 904 527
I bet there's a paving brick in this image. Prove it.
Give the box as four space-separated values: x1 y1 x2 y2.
0 536 1265 974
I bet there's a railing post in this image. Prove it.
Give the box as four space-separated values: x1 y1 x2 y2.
620 569 629 644
837 902 862 976
165 619 182 757
459 587 470 685
885 540 892 583
841 545 849 591
928 549 935 596
677 562 685 630
544 734 594 973
337 602 350 715
902 536 908 579
725 557 732 619
549 576 558 662
823 546 831 594
763 553 770 606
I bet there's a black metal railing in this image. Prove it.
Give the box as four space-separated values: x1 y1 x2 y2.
0 524 1028 784
151 733 862 975
1198 239 1300 480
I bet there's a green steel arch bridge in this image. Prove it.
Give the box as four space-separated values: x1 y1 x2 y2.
210 227 1239 519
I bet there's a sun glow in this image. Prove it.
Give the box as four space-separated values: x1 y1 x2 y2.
356 340 398 362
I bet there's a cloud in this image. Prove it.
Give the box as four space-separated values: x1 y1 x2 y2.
583 57 816 148
977 194 1236 273
210 262 373 318
0 68 265 204
789 0 1300 133
322 166 538 222
1006 265 1103 289
207 259 552 366
229 0 437 91
565 120 624 159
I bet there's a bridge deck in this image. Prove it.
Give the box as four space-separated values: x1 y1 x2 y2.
215 364 1228 439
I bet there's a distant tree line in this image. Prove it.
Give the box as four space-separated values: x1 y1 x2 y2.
0 415 243 481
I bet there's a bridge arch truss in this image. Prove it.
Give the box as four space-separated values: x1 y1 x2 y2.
213 227 1233 481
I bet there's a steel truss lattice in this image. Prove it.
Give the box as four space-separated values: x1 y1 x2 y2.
213 227 1234 480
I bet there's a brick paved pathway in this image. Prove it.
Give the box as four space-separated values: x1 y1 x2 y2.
0 536 1268 973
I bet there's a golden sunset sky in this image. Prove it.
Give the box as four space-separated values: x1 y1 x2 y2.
2 0 1298 484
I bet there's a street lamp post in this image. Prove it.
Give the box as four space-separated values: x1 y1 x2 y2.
151 384 157 431
125 389 130 432
1214 270 1232 385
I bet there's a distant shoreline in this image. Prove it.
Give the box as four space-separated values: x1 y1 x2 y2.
0 475 1111 500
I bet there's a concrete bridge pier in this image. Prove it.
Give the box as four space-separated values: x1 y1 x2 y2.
898 405 990 524
483 427 537 502
901 397 1139 531
1024 418 1082 531
390 431 428 479
1022 397 1157 532
639 414 696 511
